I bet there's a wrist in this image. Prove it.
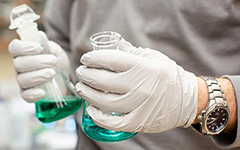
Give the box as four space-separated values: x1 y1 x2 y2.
193 77 237 133
193 77 208 124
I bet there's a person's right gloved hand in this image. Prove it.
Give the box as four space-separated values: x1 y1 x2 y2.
76 39 198 133
8 31 70 103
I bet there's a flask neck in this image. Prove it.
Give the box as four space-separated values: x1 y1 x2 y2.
16 22 41 43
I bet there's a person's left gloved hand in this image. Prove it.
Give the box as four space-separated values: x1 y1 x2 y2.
8 31 70 102
75 40 198 133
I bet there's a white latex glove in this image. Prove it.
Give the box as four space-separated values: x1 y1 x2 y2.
8 31 70 103
75 40 198 133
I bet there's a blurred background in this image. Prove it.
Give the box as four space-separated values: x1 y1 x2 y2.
0 0 78 149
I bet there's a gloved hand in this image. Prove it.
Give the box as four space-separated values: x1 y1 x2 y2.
8 31 70 103
76 39 198 133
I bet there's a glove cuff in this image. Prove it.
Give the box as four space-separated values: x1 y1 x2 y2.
178 67 198 128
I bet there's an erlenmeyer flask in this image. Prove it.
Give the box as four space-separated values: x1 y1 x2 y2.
9 4 83 123
81 31 137 142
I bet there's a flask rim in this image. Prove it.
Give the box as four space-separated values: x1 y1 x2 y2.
89 31 122 48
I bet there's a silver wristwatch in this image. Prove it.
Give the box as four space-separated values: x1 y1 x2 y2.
198 76 230 135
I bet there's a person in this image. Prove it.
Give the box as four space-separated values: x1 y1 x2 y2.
8 0 240 149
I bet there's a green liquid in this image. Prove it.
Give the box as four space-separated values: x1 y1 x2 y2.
82 102 137 142
36 96 83 123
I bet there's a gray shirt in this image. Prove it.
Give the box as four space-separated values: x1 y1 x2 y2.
44 0 240 149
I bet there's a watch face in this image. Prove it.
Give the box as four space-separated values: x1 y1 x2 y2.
206 108 229 133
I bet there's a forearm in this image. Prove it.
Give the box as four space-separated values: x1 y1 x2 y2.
193 77 237 133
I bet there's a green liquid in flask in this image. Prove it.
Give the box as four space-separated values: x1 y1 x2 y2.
36 96 83 123
82 102 137 142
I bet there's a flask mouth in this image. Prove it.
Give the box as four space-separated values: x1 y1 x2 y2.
89 31 122 48
9 4 40 30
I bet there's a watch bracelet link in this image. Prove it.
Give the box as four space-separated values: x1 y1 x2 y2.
201 76 227 107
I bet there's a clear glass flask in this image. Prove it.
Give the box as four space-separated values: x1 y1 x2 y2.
82 31 137 142
9 4 83 123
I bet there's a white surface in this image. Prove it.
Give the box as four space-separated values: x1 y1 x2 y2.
36 130 77 150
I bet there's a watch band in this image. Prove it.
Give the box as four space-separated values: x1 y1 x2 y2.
200 76 226 107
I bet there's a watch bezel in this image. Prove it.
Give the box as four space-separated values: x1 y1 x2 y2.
202 103 230 135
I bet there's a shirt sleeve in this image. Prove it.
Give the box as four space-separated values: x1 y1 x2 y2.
43 0 74 55
211 75 240 149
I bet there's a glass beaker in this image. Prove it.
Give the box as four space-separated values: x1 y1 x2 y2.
9 4 83 123
81 31 137 142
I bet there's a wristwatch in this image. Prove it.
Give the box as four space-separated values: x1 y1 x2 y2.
198 76 230 135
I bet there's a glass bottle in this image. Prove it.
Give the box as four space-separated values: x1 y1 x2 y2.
9 4 83 123
81 31 137 142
